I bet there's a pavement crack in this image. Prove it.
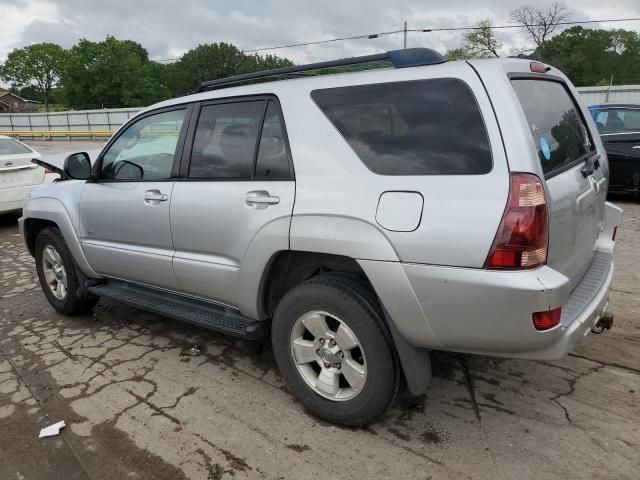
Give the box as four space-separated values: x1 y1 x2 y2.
569 353 640 376
124 388 181 425
159 386 200 410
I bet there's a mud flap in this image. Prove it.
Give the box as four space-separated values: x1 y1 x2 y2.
383 308 432 395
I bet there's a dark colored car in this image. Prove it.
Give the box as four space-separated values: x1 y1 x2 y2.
589 103 640 194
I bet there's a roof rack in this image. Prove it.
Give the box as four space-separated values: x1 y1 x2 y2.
196 48 446 92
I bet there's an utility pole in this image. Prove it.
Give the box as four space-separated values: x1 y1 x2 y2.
403 21 408 49
605 74 614 103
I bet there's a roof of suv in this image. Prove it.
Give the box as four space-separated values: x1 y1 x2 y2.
142 51 541 116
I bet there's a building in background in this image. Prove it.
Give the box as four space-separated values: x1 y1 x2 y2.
0 89 41 113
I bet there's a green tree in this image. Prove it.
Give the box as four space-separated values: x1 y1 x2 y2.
446 20 502 60
541 27 640 86
168 43 294 96
62 36 169 109
464 19 502 58
0 43 66 111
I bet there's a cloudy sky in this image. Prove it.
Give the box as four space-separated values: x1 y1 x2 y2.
1 0 640 65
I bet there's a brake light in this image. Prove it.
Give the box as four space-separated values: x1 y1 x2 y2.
485 173 549 269
530 62 551 73
532 307 562 330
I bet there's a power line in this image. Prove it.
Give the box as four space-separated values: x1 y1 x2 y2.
243 17 640 53
153 16 640 61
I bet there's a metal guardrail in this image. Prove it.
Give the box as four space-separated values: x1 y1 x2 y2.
0 130 114 140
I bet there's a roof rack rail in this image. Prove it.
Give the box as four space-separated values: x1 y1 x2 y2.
196 48 446 92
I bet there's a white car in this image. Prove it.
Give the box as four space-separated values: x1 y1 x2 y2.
0 136 55 214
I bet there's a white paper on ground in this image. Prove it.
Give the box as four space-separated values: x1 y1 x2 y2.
39 420 66 438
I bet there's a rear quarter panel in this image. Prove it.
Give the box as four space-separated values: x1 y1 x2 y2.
280 62 509 268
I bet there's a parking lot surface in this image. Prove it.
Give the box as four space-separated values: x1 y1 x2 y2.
0 142 638 479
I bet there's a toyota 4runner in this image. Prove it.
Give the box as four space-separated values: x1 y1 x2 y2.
20 49 623 426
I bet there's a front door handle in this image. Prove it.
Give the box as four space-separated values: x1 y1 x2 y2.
245 190 280 208
144 190 168 204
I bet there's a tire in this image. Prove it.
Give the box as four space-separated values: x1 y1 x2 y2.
35 227 98 315
271 275 400 426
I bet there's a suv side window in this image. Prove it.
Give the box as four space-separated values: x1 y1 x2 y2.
255 101 291 178
101 109 186 181
311 78 492 175
189 101 264 179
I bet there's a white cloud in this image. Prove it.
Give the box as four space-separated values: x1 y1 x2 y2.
0 0 639 65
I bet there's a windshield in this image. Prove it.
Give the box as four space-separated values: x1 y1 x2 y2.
511 79 595 176
0 138 32 156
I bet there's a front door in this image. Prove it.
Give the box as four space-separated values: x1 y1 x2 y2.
79 107 189 290
170 98 295 306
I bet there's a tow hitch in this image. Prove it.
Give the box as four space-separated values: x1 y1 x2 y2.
591 313 614 334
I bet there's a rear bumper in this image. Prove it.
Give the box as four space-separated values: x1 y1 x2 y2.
359 202 623 360
0 184 33 213
0 173 55 214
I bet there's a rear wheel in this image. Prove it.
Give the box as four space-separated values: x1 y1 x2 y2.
35 227 98 315
271 275 400 426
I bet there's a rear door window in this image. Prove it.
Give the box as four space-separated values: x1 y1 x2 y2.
189 101 264 179
0 138 32 155
511 79 595 176
255 101 291 179
311 78 492 175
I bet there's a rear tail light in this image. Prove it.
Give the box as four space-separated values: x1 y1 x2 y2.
532 307 562 330
485 173 549 269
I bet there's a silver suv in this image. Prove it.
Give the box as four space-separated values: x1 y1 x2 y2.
20 49 623 426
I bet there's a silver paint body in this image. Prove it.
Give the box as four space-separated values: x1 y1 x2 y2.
20 58 622 359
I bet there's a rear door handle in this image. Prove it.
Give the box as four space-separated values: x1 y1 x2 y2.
245 190 280 207
144 190 168 204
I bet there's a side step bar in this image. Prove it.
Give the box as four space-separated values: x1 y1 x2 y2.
88 281 266 340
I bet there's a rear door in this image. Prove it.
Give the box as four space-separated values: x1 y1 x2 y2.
170 97 295 306
591 106 640 192
0 137 43 191
509 76 606 287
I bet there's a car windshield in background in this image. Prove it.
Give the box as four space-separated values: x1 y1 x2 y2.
511 79 595 176
311 78 492 175
0 138 32 156
590 107 640 134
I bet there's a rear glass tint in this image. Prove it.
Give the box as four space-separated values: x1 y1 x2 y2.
511 79 594 176
0 138 32 155
311 78 492 175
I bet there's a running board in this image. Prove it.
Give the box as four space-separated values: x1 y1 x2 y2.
88 281 265 340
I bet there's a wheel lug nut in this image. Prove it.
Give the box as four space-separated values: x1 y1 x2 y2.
316 349 320 354
324 362 330 368
329 339 336 346
319 338 325 345
338 351 344 358
337 363 341 369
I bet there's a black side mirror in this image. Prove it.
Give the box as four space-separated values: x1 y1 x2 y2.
63 152 92 180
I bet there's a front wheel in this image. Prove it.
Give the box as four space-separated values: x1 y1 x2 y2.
35 227 98 315
271 275 400 426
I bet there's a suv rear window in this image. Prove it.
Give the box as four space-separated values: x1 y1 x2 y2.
311 78 492 175
511 79 595 176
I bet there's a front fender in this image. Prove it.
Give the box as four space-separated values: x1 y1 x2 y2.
21 196 99 278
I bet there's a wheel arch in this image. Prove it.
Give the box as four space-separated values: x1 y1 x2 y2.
21 197 99 278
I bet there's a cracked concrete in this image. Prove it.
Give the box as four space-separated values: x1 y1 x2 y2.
0 143 638 479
